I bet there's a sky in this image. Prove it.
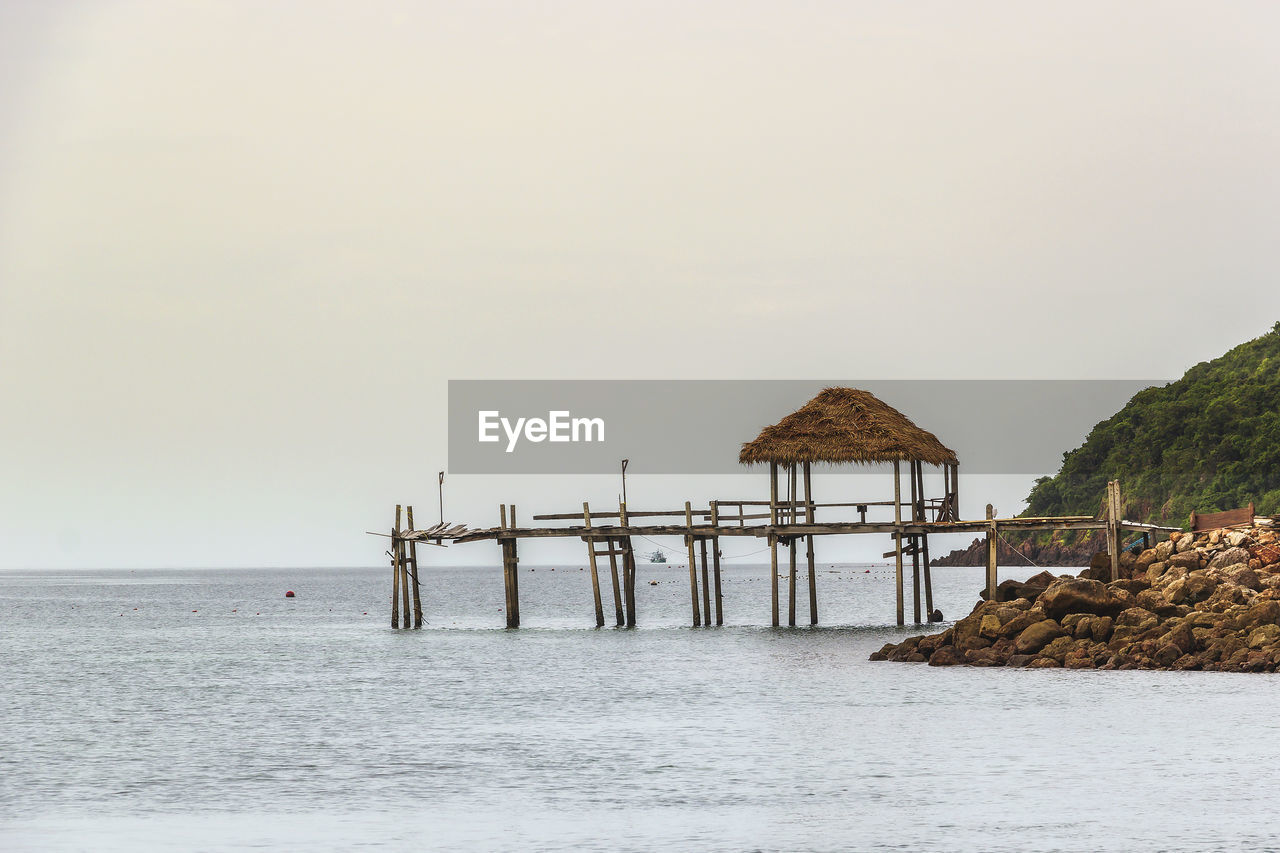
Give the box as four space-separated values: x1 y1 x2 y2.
1 1 1278 568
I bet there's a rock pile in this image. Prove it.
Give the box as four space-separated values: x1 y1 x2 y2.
870 524 1280 671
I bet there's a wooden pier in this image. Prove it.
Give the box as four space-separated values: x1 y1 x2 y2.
379 389 1180 629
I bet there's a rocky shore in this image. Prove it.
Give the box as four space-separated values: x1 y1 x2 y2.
872 524 1280 671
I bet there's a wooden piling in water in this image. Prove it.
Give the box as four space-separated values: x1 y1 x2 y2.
894 461 904 627
804 461 816 626
583 502 604 628
504 504 514 625
605 538 624 627
685 502 702 627
407 505 423 628
909 464 921 624
921 532 934 618
390 511 401 629
985 503 997 602
770 462 779 628
788 463 798 628
499 505 512 625
620 501 636 627
699 537 711 627
711 501 723 626
914 462 933 618
622 537 637 628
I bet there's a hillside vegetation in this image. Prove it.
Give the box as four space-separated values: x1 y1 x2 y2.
1023 322 1280 525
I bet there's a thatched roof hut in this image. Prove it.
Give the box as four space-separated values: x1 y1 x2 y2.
738 387 958 467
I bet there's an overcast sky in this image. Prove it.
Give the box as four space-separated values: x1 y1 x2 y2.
2 1 1278 569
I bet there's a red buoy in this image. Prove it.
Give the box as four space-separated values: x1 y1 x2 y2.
285 590 295 598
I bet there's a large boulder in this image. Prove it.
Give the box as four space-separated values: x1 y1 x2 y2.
927 646 961 666
1015 619 1064 655
951 612 994 652
1210 547 1251 570
1203 583 1256 613
1038 579 1127 621
1236 599 1280 632
888 636 922 661
1247 624 1280 650
1026 570 1062 587
1135 589 1178 617
1040 635 1077 662
1116 607 1160 632
996 610 1039 640
1081 552 1112 581
1232 568 1263 591
1164 622 1196 655
1184 571 1218 603
992 579 1049 603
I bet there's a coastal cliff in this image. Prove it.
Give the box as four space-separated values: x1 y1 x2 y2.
874 523 1280 671
930 531 1101 568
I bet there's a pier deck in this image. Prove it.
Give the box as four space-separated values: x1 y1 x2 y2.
383 482 1180 630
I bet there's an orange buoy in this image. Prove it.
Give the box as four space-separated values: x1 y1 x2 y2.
285 590 295 598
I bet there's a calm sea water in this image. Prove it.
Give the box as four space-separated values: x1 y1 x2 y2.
3 559 1280 852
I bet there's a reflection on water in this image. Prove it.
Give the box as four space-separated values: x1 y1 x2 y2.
3 562 1280 852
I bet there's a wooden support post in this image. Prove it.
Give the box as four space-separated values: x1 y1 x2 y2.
685 502 701 627
788 463 797 628
400 542 411 631
769 533 779 628
606 538 624 627
770 462 779 628
583 502 604 628
914 462 933 620
942 463 951 521
804 461 816 626
622 537 637 628
1104 482 1116 564
700 537 711 627
504 504 514 625
952 462 960 520
500 504 512 626
711 501 723 626
620 501 636 627
921 532 934 620
911 538 922 625
985 503 997 602
391 505 401 629
894 461 904 627
407 505 423 628
910 463 921 624
1108 480 1122 583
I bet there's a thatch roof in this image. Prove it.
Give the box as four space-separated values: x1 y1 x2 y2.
738 387 958 467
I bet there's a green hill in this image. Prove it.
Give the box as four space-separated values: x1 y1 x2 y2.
1023 321 1280 525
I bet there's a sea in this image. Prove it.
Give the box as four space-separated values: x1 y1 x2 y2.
3 560 1280 852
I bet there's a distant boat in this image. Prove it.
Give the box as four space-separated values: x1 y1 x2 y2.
647 550 667 563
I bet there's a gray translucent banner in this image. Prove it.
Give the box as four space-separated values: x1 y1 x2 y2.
447 380 1163 475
